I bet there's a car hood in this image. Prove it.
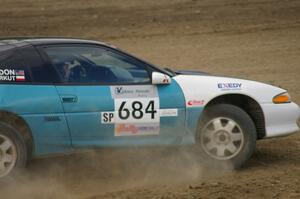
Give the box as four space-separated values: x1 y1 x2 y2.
173 72 286 104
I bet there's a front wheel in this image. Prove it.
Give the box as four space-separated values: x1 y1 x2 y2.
197 104 257 169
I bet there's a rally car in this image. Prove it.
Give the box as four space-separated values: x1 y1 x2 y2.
0 38 299 178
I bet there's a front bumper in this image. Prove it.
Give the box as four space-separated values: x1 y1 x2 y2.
261 102 300 138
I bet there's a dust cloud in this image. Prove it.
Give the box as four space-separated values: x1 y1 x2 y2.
0 146 230 199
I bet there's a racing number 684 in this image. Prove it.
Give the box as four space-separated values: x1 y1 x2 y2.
118 100 157 120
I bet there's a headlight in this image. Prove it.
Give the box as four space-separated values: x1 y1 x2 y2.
273 92 291 104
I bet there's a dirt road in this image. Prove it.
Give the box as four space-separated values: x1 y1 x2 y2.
0 0 300 198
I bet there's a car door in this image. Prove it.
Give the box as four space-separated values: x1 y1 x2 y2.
0 46 72 156
39 44 186 148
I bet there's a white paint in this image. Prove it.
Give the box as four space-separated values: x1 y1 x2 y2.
152 71 171 85
261 102 300 138
173 74 300 138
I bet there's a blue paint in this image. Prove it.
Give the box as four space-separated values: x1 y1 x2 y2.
157 79 186 140
73 136 183 148
0 85 72 156
0 80 203 157
157 80 185 109
55 85 114 147
184 107 204 144
57 80 187 148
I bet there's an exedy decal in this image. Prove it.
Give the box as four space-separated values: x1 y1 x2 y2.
218 83 242 91
0 69 25 82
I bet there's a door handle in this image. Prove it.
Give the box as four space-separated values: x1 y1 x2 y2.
61 96 78 103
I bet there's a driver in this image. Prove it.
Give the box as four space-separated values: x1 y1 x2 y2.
61 61 72 82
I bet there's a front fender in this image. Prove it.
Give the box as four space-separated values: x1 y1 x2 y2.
173 75 285 106
173 74 299 139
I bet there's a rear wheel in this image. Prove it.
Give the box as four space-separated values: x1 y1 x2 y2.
0 123 27 178
197 104 256 169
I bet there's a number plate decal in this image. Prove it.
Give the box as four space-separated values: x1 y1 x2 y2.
110 86 160 136
114 98 159 123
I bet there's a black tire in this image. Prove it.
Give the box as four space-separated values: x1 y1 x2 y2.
0 122 27 178
197 104 256 169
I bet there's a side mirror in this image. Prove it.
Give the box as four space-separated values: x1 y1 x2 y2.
152 72 171 85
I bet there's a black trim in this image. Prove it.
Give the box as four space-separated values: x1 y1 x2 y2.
175 70 210 76
0 40 173 86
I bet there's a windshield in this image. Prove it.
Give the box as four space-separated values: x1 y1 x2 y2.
162 67 177 76
112 46 176 77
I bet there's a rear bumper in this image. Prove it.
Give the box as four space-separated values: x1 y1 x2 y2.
261 102 300 138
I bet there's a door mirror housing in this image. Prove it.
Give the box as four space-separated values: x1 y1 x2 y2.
152 72 171 85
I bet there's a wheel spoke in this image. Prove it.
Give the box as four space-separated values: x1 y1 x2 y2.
0 161 5 171
224 120 236 133
212 119 223 131
0 140 11 152
216 145 226 157
231 133 243 141
3 154 13 163
205 141 216 151
203 129 215 140
226 143 238 154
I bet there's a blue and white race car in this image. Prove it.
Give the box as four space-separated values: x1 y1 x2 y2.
0 38 299 177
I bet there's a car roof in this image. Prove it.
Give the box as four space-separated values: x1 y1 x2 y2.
0 37 113 48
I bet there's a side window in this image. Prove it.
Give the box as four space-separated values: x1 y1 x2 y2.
20 46 60 84
0 51 30 83
43 46 151 84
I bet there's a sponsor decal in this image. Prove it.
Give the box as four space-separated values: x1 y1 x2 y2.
159 109 178 117
187 100 205 107
218 83 242 91
163 75 169 83
0 69 26 82
115 123 159 136
114 86 133 95
111 85 158 98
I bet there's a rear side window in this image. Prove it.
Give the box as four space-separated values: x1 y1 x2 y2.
0 51 29 83
20 46 59 84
